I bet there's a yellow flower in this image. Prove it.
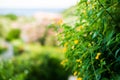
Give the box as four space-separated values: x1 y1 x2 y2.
63 47 67 53
65 59 68 62
57 19 63 25
77 77 82 80
95 52 101 60
60 59 68 65
60 61 65 65
64 42 68 47
76 59 80 62
74 40 79 44
76 26 83 31
76 59 82 63
73 71 77 76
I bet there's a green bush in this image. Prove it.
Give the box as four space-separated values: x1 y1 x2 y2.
60 0 120 80
11 39 25 56
5 14 18 21
26 54 70 80
0 45 7 54
6 29 21 41
0 51 70 80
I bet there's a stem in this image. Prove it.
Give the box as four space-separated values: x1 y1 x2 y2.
90 52 98 80
97 0 116 23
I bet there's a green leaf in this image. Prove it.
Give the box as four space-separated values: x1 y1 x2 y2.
92 31 99 39
96 9 104 17
105 30 114 42
115 48 120 58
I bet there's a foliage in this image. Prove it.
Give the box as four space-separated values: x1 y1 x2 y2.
0 45 7 54
5 14 18 21
60 0 120 80
6 29 21 41
11 39 25 55
0 47 70 80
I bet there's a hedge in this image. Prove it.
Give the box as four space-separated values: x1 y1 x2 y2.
60 0 120 80
0 49 70 80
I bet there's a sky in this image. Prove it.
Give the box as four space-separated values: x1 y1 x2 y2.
0 0 78 9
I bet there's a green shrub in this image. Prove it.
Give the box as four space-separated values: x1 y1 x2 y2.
26 54 70 80
0 45 7 54
6 29 21 41
5 14 17 21
60 0 120 80
0 51 70 80
11 39 25 56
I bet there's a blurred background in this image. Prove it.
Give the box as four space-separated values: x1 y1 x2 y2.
0 0 78 80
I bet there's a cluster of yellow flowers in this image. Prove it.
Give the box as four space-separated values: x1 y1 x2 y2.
57 19 63 25
60 59 68 65
63 40 79 53
76 59 82 64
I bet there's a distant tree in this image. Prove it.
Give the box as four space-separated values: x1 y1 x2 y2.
5 14 18 21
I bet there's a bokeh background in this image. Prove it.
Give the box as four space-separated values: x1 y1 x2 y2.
0 0 78 80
